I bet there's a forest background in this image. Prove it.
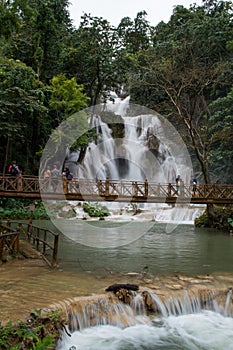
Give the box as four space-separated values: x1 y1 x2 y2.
0 0 233 185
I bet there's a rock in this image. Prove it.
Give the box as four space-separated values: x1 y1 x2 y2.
105 283 139 293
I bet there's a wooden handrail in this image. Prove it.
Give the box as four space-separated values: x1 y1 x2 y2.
27 222 59 268
0 220 59 268
0 223 20 261
0 175 233 204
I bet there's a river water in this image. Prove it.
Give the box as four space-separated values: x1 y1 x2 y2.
49 221 233 276
30 220 233 350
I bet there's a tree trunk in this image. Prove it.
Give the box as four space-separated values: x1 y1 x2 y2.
3 135 10 175
206 203 215 227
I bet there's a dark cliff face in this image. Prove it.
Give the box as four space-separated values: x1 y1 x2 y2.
100 111 125 139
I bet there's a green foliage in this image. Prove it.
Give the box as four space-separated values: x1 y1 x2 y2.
49 73 90 119
195 205 233 233
0 199 49 219
208 87 233 183
83 202 110 218
0 0 233 184
0 56 49 174
0 308 63 349
61 13 130 104
2 0 73 82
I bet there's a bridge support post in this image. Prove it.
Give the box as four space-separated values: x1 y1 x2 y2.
17 174 23 191
63 179 68 194
180 181 184 197
52 234 59 268
168 183 172 196
145 179 148 197
105 177 109 196
133 182 138 196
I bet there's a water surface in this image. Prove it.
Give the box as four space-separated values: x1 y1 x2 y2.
37 221 233 276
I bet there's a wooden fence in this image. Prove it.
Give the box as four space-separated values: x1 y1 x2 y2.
0 222 20 261
1 220 59 268
0 175 233 204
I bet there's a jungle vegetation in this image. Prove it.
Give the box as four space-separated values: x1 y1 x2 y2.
0 0 232 184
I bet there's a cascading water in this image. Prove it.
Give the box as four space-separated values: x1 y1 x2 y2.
77 97 185 182
56 288 233 350
66 96 204 223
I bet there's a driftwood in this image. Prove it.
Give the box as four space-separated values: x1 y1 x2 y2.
105 283 139 293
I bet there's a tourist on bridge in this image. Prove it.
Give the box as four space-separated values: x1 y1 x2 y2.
51 164 60 192
43 166 51 191
63 167 73 180
8 161 21 176
192 178 197 196
175 175 181 195
7 161 22 190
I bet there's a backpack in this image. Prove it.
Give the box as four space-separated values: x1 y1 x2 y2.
67 172 73 180
8 164 19 175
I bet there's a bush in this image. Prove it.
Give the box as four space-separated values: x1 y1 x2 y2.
195 205 233 233
0 308 64 349
83 202 110 218
0 199 49 220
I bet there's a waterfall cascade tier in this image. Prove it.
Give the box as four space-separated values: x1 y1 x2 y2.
65 97 203 224
56 286 233 350
71 97 193 183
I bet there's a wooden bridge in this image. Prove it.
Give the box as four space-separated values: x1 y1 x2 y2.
0 175 233 204
0 220 59 267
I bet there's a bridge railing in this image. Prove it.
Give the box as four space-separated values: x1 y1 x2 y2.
193 184 233 199
1 175 233 202
2 220 59 268
26 222 59 268
0 222 20 261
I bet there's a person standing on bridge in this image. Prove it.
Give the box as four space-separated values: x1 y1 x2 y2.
8 161 20 176
192 178 197 196
51 164 60 192
175 175 181 195
7 161 22 190
43 166 51 191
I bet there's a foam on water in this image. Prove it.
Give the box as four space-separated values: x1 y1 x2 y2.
57 311 233 350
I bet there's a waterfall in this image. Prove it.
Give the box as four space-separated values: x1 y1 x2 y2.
65 96 204 224
56 288 233 350
76 97 190 182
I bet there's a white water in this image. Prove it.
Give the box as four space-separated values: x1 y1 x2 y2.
57 288 233 350
77 98 192 182
66 97 204 224
57 313 233 350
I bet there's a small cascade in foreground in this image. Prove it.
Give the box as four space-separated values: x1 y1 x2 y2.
56 287 233 350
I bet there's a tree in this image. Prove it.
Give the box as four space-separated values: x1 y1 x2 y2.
49 73 90 121
2 0 73 82
43 73 93 168
128 1 233 185
0 57 48 174
61 14 127 105
208 87 233 183
117 11 152 54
